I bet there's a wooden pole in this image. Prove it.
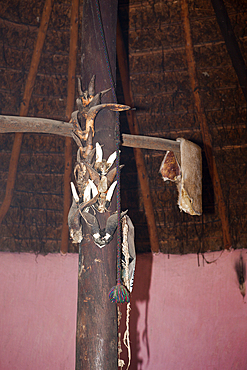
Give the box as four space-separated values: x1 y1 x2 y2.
60 0 79 255
0 115 73 136
122 133 180 152
181 0 232 249
76 0 118 368
116 20 160 253
0 115 181 153
211 0 247 102
0 0 53 225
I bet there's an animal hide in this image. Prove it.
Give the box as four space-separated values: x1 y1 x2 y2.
121 215 136 293
159 138 202 216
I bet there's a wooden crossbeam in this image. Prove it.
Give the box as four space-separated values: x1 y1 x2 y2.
0 115 72 136
122 133 180 152
0 115 181 153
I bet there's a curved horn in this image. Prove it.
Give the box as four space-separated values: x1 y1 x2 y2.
88 179 98 198
70 182 79 203
96 142 103 163
107 151 117 168
77 77 83 96
88 75 96 96
106 180 117 202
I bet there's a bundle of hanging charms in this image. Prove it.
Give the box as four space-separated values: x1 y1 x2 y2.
68 76 136 370
68 75 130 248
68 72 137 369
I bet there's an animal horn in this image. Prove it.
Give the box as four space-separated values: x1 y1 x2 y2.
83 181 91 203
96 142 103 163
107 151 117 168
77 77 83 96
88 179 98 198
70 182 79 203
106 180 117 202
88 75 95 96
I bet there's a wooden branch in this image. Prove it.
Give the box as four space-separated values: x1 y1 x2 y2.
181 0 231 249
0 0 53 226
211 0 247 102
0 115 182 153
60 0 79 255
117 19 160 253
122 133 180 152
0 115 73 136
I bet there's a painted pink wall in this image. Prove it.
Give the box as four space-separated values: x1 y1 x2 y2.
0 252 78 370
1 250 247 370
126 250 247 370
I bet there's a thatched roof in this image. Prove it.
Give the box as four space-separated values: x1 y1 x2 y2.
0 0 247 254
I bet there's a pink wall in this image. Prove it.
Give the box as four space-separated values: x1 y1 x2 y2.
1 250 247 370
125 250 247 370
0 252 78 370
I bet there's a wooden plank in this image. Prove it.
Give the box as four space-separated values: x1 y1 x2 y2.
60 0 79 255
117 19 160 253
0 0 53 226
122 133 180 152
181 0 232 249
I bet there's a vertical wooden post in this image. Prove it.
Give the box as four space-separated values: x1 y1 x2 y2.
76 0 118 369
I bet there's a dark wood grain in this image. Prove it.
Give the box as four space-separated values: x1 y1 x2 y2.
76 0 118 369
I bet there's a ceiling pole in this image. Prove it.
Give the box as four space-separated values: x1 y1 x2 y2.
116 20 160 253
211 0 247 102
76 0 118 368
60 0 79 255
181 0 232 249
0 0 53 225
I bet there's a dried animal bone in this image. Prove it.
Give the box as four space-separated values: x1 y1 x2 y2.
71 75 131 141
81 210 128 248
68 182 99 244
72 127 96 198
81 143 123 213
94 142 116 175
88 179 117 213
76 75 110 116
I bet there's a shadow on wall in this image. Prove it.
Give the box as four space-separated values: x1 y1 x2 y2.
120 252 153 370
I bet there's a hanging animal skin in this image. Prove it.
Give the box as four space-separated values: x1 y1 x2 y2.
159 138 202 216
121 215 136 293
81 210 128 248
71 75 131 141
